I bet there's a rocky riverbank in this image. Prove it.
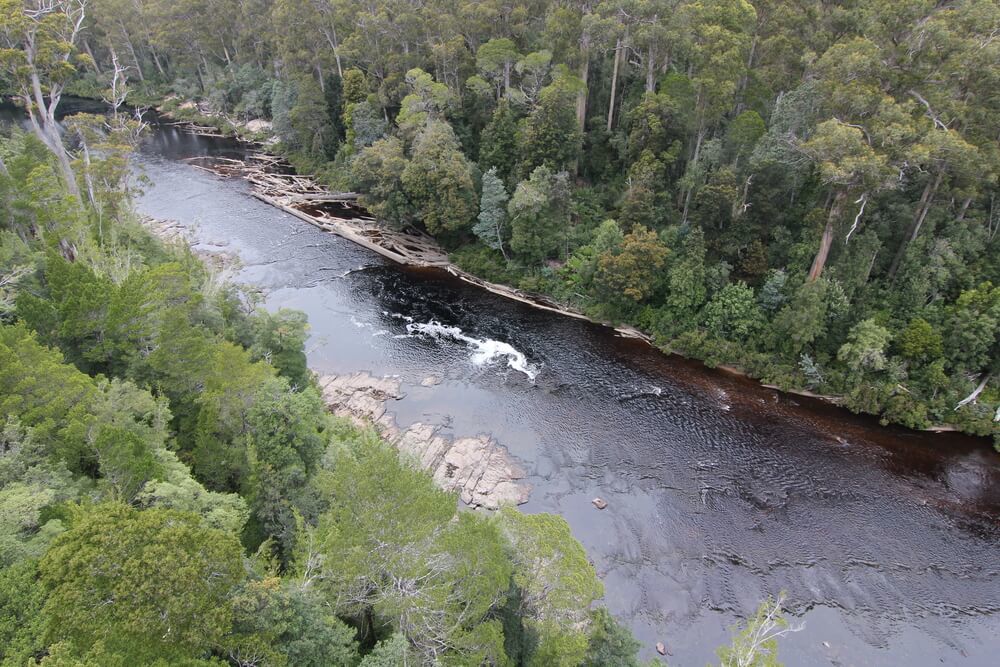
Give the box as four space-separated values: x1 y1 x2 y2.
319 372 531 509
140 214 532 509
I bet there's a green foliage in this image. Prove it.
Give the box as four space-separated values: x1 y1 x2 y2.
350 136 414 228
402 120 478 235
0 558 47 666
480 101 520 185
288 75 338 160
309 435 512 663
593 223 669 306
249 308 311 389
717 594 799 667
582 608 644 667
496 508 603 666
39 504 245 663
475 166 510 255
227 578 358 666
896 318 943 363
517 69 583 177
508 166 572 264
703 281 765 342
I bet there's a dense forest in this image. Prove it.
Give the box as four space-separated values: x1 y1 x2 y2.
26 0 994 441
0 1 807 665
0 0 996 664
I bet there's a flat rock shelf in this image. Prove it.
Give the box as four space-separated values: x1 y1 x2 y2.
319 372 531 510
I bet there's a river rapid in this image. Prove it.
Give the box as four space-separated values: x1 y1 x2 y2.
5 102 999 665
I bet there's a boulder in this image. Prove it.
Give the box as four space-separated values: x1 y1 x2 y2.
592 497 608 510
656 642 667 656
245 119 273 134
318 372 531 509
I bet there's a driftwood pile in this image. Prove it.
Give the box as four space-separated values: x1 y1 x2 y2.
192 150 451 267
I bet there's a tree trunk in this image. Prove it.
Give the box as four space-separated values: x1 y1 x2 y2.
26 70 80 200
888 168 943 278
82 39 102 75
808 190 847 281
733 35 757 115
955 374 989 410
680 121 706 225
576 36 590 132
645 44 655 92
322 26 344 77
150 48 167 76
118 21 145 81
607 38 622 132
956 196 972 221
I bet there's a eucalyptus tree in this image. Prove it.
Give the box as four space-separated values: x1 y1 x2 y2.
0 0 88 197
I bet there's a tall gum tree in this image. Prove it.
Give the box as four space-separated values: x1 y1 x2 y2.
0 0 89 199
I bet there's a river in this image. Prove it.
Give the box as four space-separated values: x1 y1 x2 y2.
6 103 1000 665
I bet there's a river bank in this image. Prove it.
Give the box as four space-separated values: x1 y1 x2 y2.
151 100 995 443
140 213 532 511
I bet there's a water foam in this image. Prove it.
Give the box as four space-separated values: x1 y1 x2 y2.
405 320 539 380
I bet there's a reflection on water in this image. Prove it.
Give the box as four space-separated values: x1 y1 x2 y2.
9 108 981 666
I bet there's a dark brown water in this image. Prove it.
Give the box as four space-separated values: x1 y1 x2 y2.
8 102 998 665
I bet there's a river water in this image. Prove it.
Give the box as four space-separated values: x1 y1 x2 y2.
5 103 999 665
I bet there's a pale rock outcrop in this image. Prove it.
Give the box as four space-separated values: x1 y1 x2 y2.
318 372 530 509
245 119 273 134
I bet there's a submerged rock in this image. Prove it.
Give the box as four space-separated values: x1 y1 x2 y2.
318 372 530 509
420 374 442 387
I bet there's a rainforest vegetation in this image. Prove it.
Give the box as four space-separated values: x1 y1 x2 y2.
0 0 996 664
24 0 995 441
0 0 810 664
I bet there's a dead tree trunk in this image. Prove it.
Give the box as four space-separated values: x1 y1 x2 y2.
808 190 847 281
607 37 622 132
889 168 943 278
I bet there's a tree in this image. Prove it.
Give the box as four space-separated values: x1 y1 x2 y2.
800 120 889 281
226 578 358 666
309 437 511 663
717 593 803 667
837 319 892 375
593 223 669 305
475 166 511 258
666 226 708 325
703 281 764 342
350 136 415 228
39 504 245 663
0 0 88 198
250 308 311 389
479 100 520 184
244 380 329 564
896 318 943 363
581 608 642 667
401 120 478 235
0 558 47 665
496 508 603 667
289 74 337 160
508 166 572 264
517 67 584 176
472 37 520 101
770 278 848 356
